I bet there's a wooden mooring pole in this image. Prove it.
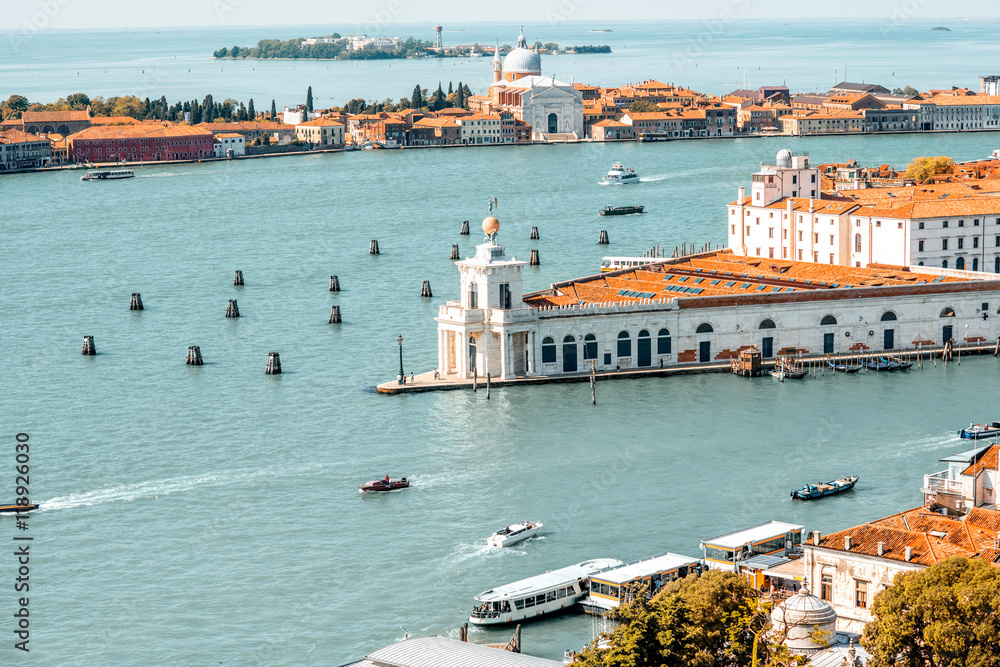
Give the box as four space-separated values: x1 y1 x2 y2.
233 270 244 286
82 335 96 356
591 361 596 405
186 345 203 366
265 352 281 374
486 372 491 399
129 292 143 310
329 275 340 292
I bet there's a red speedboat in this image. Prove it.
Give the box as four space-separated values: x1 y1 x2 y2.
360 477 409 492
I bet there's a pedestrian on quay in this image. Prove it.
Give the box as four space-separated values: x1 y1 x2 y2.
410 372 415 384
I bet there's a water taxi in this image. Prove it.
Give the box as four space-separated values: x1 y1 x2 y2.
81 169 134 181
469 558 623 626
0 503 38 513
599 205 644 216
487 521 542 548
600 257 665 272
959 421 1000 439
602 163 639 184
359 476 409 492
790 475 858 500
578 552 701 614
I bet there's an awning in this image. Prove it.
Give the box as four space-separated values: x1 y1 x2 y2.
761 558 805 581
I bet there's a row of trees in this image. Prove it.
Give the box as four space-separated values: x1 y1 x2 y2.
575 557 1000 667
213 36 433 60
337 81 473 115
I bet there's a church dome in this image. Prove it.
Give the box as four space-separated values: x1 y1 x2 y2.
770 587 837 655
503 30 541 75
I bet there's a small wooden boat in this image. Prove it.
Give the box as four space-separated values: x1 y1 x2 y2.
863 358 894 371
0 503 38 513
487 521 543 547
360 477 409 492
958 421 1000 439
790 475 858 500
599 205 644 216
880 357 912 370
772 368 805 381
826 361 860 374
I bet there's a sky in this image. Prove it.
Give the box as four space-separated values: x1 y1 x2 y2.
1 0 998 31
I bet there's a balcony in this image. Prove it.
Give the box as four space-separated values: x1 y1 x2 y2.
922 470 963 496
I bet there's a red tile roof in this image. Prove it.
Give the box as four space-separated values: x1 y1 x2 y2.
69 125 213 140
22 110 90 123
963 444 999 476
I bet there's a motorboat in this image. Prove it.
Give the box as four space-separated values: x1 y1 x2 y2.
959 421 1000 439
826 360 860 374
359 477 409 492
602 163 639 184
469 558 623 625
790 475 858 500
488 521 542 548
0 503 38 513
81 169 134 181
599 205 644 216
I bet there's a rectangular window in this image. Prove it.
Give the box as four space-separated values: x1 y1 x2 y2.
769 228 774 238
943 239 949 250
820 573 833 601
974 237 979 249
731 224 736 234
814 233 819 243
919 222 925 229
830 235 834 244
975 219 980 226
944 220 949 228
798 231 803 242
498 283 511 310
918 240 924 252
959 220 965 227
958 238 964 250
855 580 869 609
769 248 774 258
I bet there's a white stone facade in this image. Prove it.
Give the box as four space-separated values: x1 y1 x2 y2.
213 133 245 158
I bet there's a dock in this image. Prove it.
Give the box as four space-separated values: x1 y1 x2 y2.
376 341 1000 394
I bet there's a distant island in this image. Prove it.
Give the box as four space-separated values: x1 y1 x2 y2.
213 36 610 61
931 26 951 31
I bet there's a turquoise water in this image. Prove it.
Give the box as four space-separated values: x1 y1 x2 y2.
5 23 1000 666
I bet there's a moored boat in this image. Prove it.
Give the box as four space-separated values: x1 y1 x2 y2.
880 357 912 370
826 360 860 374
578 552 701 614
958 421 1000 439
487 521 542 547
81 169 134 181
359 476 409 492
863 358 894 371
790 475 858 500
0 503 39 513
469 558 623 625
602 163 639 184
599 205 644 216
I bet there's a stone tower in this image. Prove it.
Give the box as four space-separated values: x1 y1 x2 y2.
492 41 502 83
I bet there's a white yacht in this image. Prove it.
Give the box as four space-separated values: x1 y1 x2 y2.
469 558 623 625
487 521 542 548
602 163 639 184
81 169 134 181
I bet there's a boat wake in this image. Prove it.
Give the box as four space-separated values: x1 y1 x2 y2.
40 467 284 511
639 173 669 182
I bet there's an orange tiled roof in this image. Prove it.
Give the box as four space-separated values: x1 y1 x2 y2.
857 197 1000 219
90 116 141 125
22 110 90 123
213 133 244 139
963 444 999 476
592 119 628 127
413 117 459 128
459 114 501 121
918 94 1000 106
69 124 213 140
197 121 294 131
814 505 1000 567
521 250 966 309
0 129 47 144
298 118 344 127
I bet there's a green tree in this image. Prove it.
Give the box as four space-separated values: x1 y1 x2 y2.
214 47 228 58
574 570 804 667
66 93 91 109
271 99 277 120
411 84 424 110
891 85 919 96
862 557 1000 667
429 82 445 111
1 94 30 120
306 86 314 112
456 81 465 108
247 98 255 120
544 42 559 51
905 155 955 184
628 99 659 113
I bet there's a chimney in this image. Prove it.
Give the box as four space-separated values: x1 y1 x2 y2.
786 197 793 219
813 531 822 545
904 546 913 562
844 535 852 550
809 198 815 213
877 542 885 556
738 186 745 203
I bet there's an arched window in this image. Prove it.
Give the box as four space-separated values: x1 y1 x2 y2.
637 330 651 367
563 335 578 373
940 307 956 318
821 315 838 326
942 259 949 269
854 233 862 252
973 257 979 272
583 334 598 360
696 323 714 334
880 311 897 322
657 328 671 354
759 319 776 329
617 331 631 358
541 336 556 363
956 257 966 270
918 261 924 266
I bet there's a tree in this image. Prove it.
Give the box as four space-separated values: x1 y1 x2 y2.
905 155 955 184
862 557 1000 667
544 42 559 51
214 47 228 58
456 81 465 108
1 94 30 120
892 85 919 96
448 81 454 95
574 570 804 667
66 93 91 109
411 84 424 110
247 98 255 120
271 99 277 120
306 86 313 112
428 82 445 111
628 99 659 113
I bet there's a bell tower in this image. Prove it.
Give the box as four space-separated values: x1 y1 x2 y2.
492 41 502 83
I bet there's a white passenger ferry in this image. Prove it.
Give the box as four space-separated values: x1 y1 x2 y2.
602 162 639 184
469 558 623 625
578 552 702 614
81 169 134 181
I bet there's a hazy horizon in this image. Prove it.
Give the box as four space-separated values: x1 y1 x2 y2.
3 0 999 32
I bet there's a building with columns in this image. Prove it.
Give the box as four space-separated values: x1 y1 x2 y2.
435 214 1000 381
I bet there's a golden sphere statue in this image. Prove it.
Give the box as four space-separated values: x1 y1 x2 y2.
482 216 500 236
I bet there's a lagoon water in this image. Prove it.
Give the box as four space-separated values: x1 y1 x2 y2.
4 23 1000 667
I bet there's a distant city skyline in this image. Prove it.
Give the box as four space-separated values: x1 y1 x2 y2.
2 0 998 31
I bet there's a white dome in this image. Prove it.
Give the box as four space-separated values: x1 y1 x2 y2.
770 588 837 655
776 149 793 167
503 30 541 74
